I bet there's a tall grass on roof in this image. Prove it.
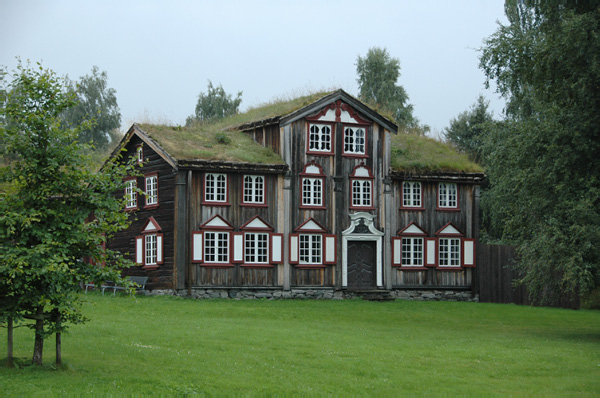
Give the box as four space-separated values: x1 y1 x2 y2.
391 132 483 173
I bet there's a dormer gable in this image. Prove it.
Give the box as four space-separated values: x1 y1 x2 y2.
435 222 464 237
141 217 162 234
294 218 328 233
199 214 234 230
240 215 274 231
398 222 427 236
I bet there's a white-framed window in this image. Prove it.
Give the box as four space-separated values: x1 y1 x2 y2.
145 174 158 206
299 234 322 265
401 237 424 267
402 181 422 208
145 234 157 265
125 179 137 209
438 183 458 209
243 175 264 204
300 163 325 208
302 178 323 206
135 217 163 268
349 164 374 209
136 145 143 164
344 127 366 155
244 232 269 264
205 173 227 203
352 180 372 207
308 123 332 153
439 238 461 267
204 231 229 263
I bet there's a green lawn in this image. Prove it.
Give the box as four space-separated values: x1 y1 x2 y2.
1 294 599 395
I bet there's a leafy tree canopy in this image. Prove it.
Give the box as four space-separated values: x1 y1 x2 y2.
479 2 600 304
356 47 419 130
187 80 242 125
444 95 494 164
0 61 135 365
62 66 121 150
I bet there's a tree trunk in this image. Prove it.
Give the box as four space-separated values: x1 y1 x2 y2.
55 313 62 367
32 306 44 366
7 317 14 368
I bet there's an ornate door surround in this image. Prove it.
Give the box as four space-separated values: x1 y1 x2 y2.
342 212 384 288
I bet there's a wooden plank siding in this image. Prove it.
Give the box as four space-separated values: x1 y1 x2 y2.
107 135 177 290
189 171 282 287
391 181 479 288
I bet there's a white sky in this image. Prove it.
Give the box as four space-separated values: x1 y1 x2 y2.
0 0 507 137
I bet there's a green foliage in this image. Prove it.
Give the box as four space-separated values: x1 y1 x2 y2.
187 80 242 124
444 95 494 164
2 295 599 394
356 47 418 129
62 66 121 150
0 61 136 364
480 3 600 304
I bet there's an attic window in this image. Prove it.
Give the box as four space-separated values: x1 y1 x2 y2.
438 183 458 210
307 123 333 155
343 127 366 156
242 175 265 206
136 145 143 164
401 181 423 209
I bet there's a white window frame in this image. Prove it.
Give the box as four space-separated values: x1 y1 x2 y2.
401 237 424 267
244 232 269 264
343 127 366 155
299 234 322 265
125 179 137 209
145 234 157 265
439 237 461 267
438 183 458 209
308 123 332 153
351 179 372 207
145 175 158 206
243 175 265 205
205 173 227 203
302 178 323 207
402 181 422 208
204 231 230 264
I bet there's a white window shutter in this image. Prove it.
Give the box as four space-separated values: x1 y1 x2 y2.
324 235 336 264
425 238 437 267
289 234 299 264
463 238 476 267
192 232 203 262
233 233 244 263
271 233 283 264
136 236 144 264
157 234 163 264
392 237 402 265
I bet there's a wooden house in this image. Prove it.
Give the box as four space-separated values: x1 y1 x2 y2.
107 90 484 300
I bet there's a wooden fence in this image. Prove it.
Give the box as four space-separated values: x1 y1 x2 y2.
475 243 580 308
476 243 530 305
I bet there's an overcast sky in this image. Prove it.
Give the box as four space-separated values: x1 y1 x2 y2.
1 0 508 137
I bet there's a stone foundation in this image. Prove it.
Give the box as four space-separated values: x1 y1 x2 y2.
149 288 479 302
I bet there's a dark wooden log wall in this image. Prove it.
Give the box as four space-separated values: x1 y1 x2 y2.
189 172 281 287
107 135 177 290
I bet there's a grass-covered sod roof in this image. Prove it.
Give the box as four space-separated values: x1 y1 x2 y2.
390 132 483 173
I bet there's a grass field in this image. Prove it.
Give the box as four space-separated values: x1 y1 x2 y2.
1 294 599 395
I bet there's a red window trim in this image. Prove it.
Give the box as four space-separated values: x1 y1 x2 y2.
349 164 375 210
436 182 460 211
305 121 335 156
400 181 425 211
392 224 428 268
144 172 159 209
195 215 234 267
202 172 230 206
342 123 370 158
241 174 267 207
299 162 327 209
136 218 163 269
